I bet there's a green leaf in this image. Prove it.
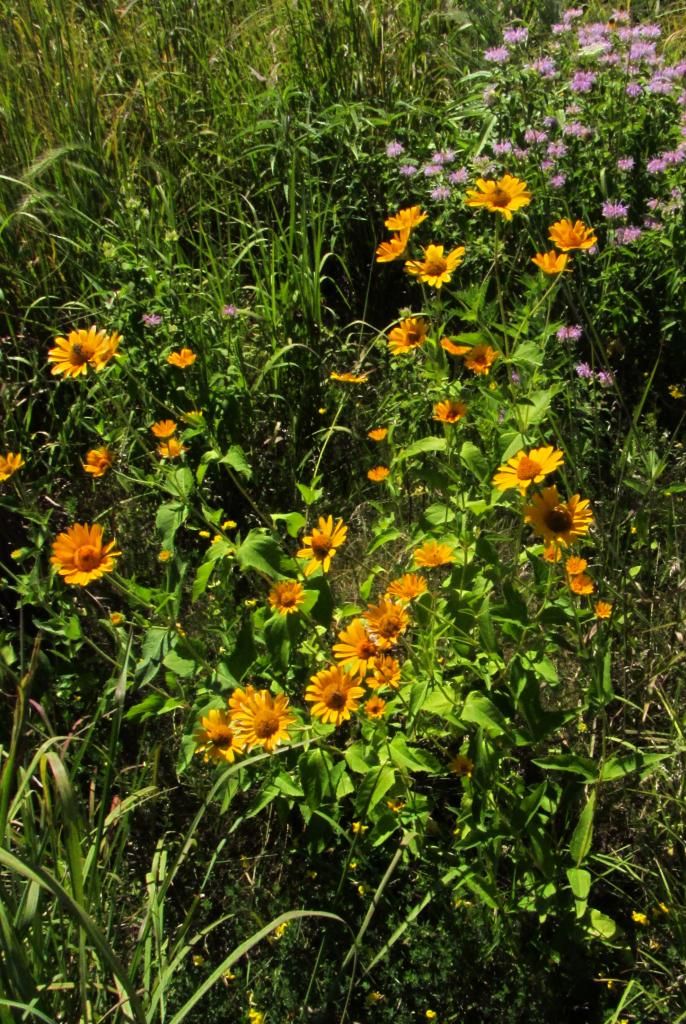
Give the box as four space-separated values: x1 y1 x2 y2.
296 481 323 506
354 764 396 815
272 511 307 538
345 742 371 774
514 388 556 429
395 436 447 461
566 867 591 901
532 754 597 780
460 691 509 737
599 750 672 781
388 735 441 773
223 617 257 682
421 503 456 528
235 530 291 579
220 445 252 479
510 341 543 368
460 441 489 481
156 501 188 549
299 749 337 809
163 650 196 678
570 791 596 866
587 908 617 940
162 466 194 500
191 558 216 603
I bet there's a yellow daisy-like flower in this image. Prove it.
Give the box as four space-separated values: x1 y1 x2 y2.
405 244 465 288
463 345 499 375
83 447 114 477
371 654 401 690
109 611 124 626
305 665 365 726
569 573 595 595
413 540 455 568
668 384 684 399
167 347 196 368
51 522 120 586
548 219 597 251
268 580 305 615
384 206 428 232
0 452 25 482
543 542 563 563
364 599 410 649
632 911 649 926
524 486 593 546
440 337 470 356
364 695 387 718
367 465 390 482
330 370 369 383
465 175 532 220
297 515 347 576
368 427 388 441
594 600 613 619
332 618 379 677
157 437 188 459
158 549 172 562
449 753 474 777
433 399 467 423
229 687 294 752
387 316 429 355
151 419 178 438
375 230 410 263
385 572 427 603
492 446 565 493
194 708 244 763
48 326 121 377
565 556 588 576
532 249 570 274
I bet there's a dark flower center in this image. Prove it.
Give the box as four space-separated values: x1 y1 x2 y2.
546 507 573 533
490 187 511 207
254 710 280 738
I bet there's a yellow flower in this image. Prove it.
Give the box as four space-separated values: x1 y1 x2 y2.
364 695 387 718
182 409 204 425
351 820 368 833
158 549 172 562
668 384 684 399
548 219 597 251
51 522 120 586
465 175 532 220
151 419 178 438
0 452 25 482
368 427 388 441
524 486 593 546
449 753 474 777
425 1012 438 1021
371 654 401 690
222 519 238 530
433 399 467 423
385 572 427 603
306 666 365 726
384 205 428 232
565 556 588 576
229 687 294 752
83 447 114 477
569 573 595 595
632 910 649 926
248 1010 264 1024
109 612 124 626
405 243 465 288
367 465 390 482
330 370 368 383
296 516 347 576
492 446 564 493
364 598 409 649
157 437 188 459
332 619 379 677
268 580 305 614
387 316 429 355
532 249 570 274
48 326 121 377
375 230 410 262
167 347 196 368
386 798 404 813
440 337 470 356
463 345 499 375
413 540 455 567
595 600 613 619
542 542 563 563
194 708 244 763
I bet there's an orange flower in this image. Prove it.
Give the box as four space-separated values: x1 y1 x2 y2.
433 399 467 423
440 338 470 356
524 486 593 546
548 219 597 251
306 666 365 726
465 175 532 220
386 573 427 603
387 317 429 355
364 695 387 719
375 230 410 263
565 556 588 576
405 244 465 288
368 427 388 441
332 619 379 677
569 573 595 595
151 419 178 438
449 754 474 777
0 452 25 482
297 516 347 576
413 540 455 568
51 522 120 586
364 599 409 649
268 580 305 614
371 654 401 690
48 327 121 377
463 345 499 375
83 447 114 477
229 687 294 752
384 206 428 232
157 437 188 459
167 348 196 368
330 370 369 383
492 446 564 493
194 708 244 763
542 542 563 563
532 249 570 274
595 601 613 619
367 466 390 482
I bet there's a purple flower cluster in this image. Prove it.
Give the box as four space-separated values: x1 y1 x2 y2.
399 164 418 177
386 140 404 158
529 57 556 78
617 156 635 171
601 201 629 220
493 141 513 156
524 128 548 145
547 141 567 159
142 313 162 327
423 163 442 177
484 47 510 64
222 304 238 317
563 121 592 139
430 185 451 201
550 173 567 188
614 226 642 244
557 324 583 341
432 149 456 164
448 167 469 184
625 82 643 98
503 26 528 45
570 70 597 93
575 363 615 386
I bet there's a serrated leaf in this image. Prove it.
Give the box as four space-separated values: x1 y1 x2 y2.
163 650 196 678
235 530 291 579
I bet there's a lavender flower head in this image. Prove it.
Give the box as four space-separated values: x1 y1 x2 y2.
626 82 643 98
557 324 583 341
575 362 593 379
530 57 556 78
547 141 567 158
386 140 404 158
563 122 592 139
432 149 456 164
503 26 528 45
222 304 238 317
617 156 635 171
571 70 597 93
423 163 442 177
614 226 642 244
448 167 469 184
430 185 451 201
597 370 615 387
540 159 554 172
484 46 510 63
142 313 163 327
493 140 513 156
399 164 418 177
524 128 548 145
602 201 629 220
550 173 567 189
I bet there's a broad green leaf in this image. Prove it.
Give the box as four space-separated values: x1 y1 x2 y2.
354 764 396 815
566 867 591 901
220 445 252 479
156 501 187 549
570 791 596 866
460 691 509 737
599 750 672 781
163 650 196 678
235 530 291 579
587 908 617 940
460 441 489 480
388 735 441 773
272 511 307 538
395 436 447 462
533 754 597 780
